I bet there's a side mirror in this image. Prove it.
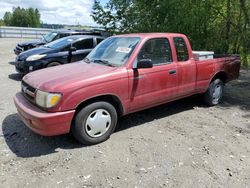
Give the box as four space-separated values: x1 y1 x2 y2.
69 46 77 52
135 59 153 69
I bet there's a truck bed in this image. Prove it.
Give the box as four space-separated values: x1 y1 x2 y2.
195 55 240 93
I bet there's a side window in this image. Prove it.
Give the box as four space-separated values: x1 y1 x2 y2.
97 38 104 44
174 37 189 61
73 39 94 50
138 38 172 66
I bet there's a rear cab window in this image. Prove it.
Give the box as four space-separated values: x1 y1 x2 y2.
174 37 189 62
138 38 173 66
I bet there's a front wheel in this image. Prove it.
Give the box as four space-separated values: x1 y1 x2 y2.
72 102 118 145
203 79 224 106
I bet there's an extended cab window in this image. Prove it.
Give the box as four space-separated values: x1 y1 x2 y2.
174 37 189 61
138 38 172 66
73 39 94 50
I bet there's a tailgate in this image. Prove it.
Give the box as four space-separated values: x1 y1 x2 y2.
222 55 241 81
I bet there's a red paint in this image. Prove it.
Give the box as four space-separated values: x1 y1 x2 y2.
14 33 241 136
14 92 75 136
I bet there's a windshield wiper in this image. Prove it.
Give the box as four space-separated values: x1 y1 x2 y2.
93 59 116 67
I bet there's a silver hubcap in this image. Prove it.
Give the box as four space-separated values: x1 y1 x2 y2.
85 109 111 138
212 84 222 103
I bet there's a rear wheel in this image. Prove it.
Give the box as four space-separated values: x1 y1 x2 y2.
72 101 118 145
46 62 61 67
203 79 224 106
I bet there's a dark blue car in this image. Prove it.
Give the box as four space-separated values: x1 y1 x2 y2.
15 35 105 74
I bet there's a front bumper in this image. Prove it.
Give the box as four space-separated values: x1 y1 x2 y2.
15 60 45 74
14 45 24 55
15 60 28 74
14 92 75 136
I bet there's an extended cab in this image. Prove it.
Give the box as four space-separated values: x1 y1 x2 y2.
14 33 240 145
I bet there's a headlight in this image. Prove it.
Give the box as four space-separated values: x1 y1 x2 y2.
26 54 46 61
35 90 62 108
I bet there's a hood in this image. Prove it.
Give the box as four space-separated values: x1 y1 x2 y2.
17 46 55 61
23 62 123 92
18 39 46 47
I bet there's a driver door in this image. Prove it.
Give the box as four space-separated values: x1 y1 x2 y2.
128 38 178 112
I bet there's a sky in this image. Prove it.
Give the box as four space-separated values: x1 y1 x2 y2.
0 0 109 26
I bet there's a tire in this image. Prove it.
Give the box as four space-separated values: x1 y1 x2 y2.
203 79 224 106
72 101 118 145
46 62 61 67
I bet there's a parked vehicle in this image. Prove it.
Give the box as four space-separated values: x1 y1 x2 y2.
15 35 105 74
14 33 240 145
13 29 107 55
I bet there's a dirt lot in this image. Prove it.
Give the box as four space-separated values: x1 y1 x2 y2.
0 38 250 188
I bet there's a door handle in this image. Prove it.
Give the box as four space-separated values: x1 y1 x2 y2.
169 70 177 75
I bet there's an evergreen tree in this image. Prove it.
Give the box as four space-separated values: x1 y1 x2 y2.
3 7 41 28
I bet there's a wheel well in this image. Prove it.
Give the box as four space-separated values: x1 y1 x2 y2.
46 61 62 67
74 95 124 118
212 71 228 83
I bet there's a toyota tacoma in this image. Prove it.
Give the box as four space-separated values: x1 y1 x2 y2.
14 33 240 145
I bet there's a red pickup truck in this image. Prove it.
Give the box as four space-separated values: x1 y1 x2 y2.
14 33 240 145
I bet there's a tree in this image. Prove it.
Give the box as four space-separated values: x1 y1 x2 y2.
3 7 41 27
92 0 134 32
91 0 250 67
239 0 250 67
0 19 4 26
3 12 12 26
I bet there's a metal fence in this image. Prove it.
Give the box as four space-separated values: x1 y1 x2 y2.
0 26 52 38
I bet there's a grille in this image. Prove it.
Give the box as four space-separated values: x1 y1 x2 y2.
21 81 36 103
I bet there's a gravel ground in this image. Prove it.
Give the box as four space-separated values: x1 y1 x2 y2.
0 38 250 188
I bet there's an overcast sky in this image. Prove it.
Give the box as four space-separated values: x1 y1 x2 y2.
0 0 109 26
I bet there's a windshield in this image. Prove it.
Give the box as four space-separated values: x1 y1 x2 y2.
86 37 140 67
44 37 78 49
42 32 58 42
